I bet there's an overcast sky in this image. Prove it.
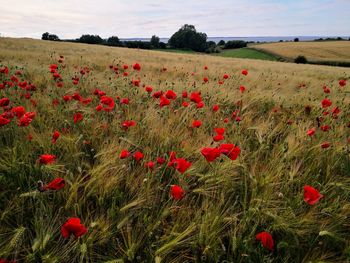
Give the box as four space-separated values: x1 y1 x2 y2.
0 0 349 39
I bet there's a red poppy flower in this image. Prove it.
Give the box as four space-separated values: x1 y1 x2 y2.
152 91 163 98
219 144 241 160
256 232 274 251
61 217 87 238
304 185 323 205
239 86 246 93
165 90 177 100
204 66 208 70
203 77 209 83
96 105 103 111
44 177 65 191
171 158 192 174
321 141 331 148
323 86 330 93
157 157 166 164
132 79 140 87
307 128 316 137
190 92 202 103
133 151 144 161
212 104 219 112
0 98 10 107
169 151 176 161
0 259 16 263
18 115 33 127
132 63 141 71
122 120 136 129
182 91 188 98
321 98 332 108
182 101 189 107
52 130 61 144
120 98 129 105
320 125 330 132
213 134 224 142
170 185 184 200
39 154 56 165
63 95 73 102
145 86 153 93
160 96 170 107
214 127 225 135
339 79 346 87
73 113 84 123
196 101 204 108
145 161 155 170
223 74 229 79
218 80 224 85
0 66 9 74
120 149 130 159
0 116 10 127
201 147 221 162
192 120 202 128
241 69 248 76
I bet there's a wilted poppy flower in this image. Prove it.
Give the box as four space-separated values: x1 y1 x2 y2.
201 147 221 162
170 185 184 200
192 120 202 128
160 96 170 107
132 63 141 71
321 98 332 108
52 130 61 144
219 144 241 160
304 185 323 205
256 232 274 251
132 79 140 87
241 69 248 76
165 90 177 100
307 128 316 137
0 116 10 127
39 154 56 165
44 177 65 191
212 104 219 112
133 151 144 161
73 113 83 123
61 217 87 238
120 149 130 159
339 79 346 87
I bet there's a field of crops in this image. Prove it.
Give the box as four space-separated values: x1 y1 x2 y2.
0 37 349 262
252 41 350 62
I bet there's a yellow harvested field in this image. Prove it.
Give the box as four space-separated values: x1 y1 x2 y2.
252 41 350 62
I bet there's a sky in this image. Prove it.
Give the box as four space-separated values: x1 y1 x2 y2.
0 0 349 39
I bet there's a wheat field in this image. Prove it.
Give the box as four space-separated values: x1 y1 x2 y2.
252 41 350 62
0 37 350 262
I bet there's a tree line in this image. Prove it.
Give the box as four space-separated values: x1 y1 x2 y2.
41 25 250 54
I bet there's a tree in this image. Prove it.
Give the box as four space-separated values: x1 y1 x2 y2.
150 35 160 48
218 40 225 46
223 40 247 49
78 34 104 44
107 36 120 46
168 24 207 52
294 37 299 42
42 32 49 40
295 55 307 64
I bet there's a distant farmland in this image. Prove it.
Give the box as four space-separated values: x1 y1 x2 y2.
252 41 350 63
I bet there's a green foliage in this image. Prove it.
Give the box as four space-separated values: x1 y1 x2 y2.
295 55 308 64
78 34 104 44
168 24 207 52
150 35 160 49
223 40 247 49
42 32 60 41
106 36 121 47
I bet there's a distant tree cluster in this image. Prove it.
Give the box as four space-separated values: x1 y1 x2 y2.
223 40 247 49
78 34 104 44
42 32 60 41
168 24 208 52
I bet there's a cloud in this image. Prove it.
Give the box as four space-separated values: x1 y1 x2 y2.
0 0 349 38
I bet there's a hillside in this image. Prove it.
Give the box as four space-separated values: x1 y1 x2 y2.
252 41 350 63
0 38 349 262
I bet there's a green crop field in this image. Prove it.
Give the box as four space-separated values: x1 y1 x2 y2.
0 37 349 262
